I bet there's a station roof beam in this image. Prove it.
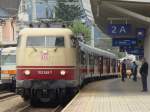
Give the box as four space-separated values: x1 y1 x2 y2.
90 0 150 33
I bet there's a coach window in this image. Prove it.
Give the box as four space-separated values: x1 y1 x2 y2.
103 58 107 72
89 54 94 65
99 56 103 74
27 36 45 47
80 51 85 65
95 56 98 65
46 37 64 47
113 60 116 72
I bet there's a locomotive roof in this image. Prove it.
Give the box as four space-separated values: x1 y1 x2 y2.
19 28 73 36
79 42 116 59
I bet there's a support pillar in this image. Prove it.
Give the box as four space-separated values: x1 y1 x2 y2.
144 27 150 89
32 0 37 21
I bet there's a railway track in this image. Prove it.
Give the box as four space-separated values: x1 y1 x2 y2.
16 105 63 112
0 91 16 100
0 91 9 94
14 93 76 112
2 88 77 112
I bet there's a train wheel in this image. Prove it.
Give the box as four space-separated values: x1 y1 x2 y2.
66 87 79 98
30 97 39 106
73 87 79 95
22 95 29 101
38 90 58 107
58 88 66 105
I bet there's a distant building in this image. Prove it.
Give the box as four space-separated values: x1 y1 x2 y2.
18 0 82 28
18 0 57 23
0 9 17 44
0 0 20 16
0 0 20 45
80 0 94 23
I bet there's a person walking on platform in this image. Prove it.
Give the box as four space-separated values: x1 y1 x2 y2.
121 59 126 82
140 58 148 92
132 61 138 81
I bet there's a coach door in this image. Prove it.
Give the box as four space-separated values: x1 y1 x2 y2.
99 56 103 76
107 58 110 73
93 55 99 76
89 54 94 76
112 59 116 73
86 53 90 78
103 58 106 74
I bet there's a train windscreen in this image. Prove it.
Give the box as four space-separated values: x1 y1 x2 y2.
26 36 64 47
1 55 16 66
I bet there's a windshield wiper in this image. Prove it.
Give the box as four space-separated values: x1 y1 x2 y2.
54 47 57 52
32 46 37 52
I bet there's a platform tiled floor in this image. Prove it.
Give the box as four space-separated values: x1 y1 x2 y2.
62 77 150 112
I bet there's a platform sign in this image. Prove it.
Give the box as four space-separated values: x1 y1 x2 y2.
108 24 131 36
112 38 137 46
120 46 144 50
127 48 144 56
136 28 146 40
120 46 144 55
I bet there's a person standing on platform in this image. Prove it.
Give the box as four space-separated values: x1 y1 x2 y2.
140 58 148 92
132 61 138 81
121 59 126 82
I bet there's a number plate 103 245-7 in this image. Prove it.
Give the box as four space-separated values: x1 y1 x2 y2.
37 70 52 75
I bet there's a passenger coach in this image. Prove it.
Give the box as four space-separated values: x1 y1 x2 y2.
0 47 16 90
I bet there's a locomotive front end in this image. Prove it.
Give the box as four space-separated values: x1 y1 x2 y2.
16 28 78 104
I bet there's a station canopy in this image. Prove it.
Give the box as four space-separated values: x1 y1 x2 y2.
90 0 150 34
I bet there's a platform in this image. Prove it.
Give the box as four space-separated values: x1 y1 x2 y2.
62 77 150 112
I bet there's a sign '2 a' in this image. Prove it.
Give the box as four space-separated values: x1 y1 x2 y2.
107 24 131 36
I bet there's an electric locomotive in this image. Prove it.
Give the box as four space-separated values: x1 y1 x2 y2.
16 28 118 105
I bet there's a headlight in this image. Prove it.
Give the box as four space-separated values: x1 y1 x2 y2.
24 70 30 76
60 70 66 76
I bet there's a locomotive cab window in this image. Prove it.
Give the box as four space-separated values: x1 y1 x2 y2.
26 36 64 47
46 37 64 47
27 36 45 47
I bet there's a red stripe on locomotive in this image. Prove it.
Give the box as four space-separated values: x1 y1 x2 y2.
17 66 75 68
17 66 75 80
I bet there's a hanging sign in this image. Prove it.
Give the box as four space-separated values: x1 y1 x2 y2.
112 38 137 46
127 48 144 56
108 24 131 36
136 28 146 40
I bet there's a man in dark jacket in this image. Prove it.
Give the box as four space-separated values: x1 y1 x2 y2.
140 58 148 92
132 61 138 81
121 59 126 82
